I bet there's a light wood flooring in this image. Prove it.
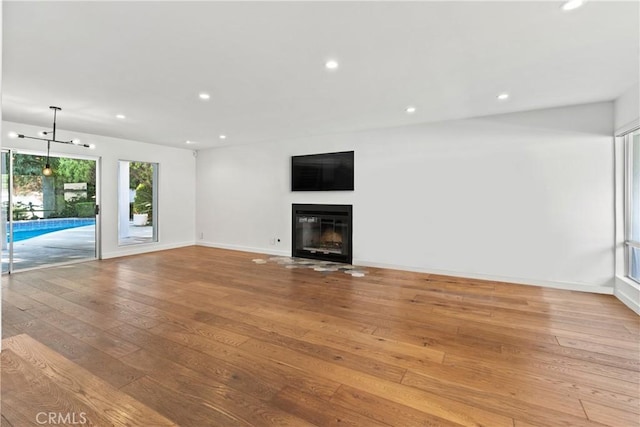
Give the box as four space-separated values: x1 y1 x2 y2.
2 246 639 426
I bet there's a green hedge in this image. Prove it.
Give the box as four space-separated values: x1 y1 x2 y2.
76 202 96 218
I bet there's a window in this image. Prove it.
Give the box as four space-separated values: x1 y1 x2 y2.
625 130 640 282
118 161 158 245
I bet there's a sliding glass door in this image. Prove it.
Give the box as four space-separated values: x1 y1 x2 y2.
1 150 99 272
625 130 640 282
1 151 11 273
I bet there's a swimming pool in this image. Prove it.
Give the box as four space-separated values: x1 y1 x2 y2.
8 218 96 242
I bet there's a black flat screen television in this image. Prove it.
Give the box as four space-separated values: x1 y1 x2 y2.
291 151 354 191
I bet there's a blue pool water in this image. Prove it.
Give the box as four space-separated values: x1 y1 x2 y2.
8 218 96 242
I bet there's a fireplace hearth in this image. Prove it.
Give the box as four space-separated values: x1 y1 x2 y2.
292 204 352 264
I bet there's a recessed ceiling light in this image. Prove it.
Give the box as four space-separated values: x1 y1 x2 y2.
88 144 96 150
497 93 510 100
185 140 196 145
72 139 81 145
219 135 227 140
325 60 339 70
37 130 47 137
561 0 585 11
116 114 126 119
8 131 19 138
405 106 417 114
199 93 210 100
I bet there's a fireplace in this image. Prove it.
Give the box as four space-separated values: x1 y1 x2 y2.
292 204 352 264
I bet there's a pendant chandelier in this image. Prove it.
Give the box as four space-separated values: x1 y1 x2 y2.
16 106 94 176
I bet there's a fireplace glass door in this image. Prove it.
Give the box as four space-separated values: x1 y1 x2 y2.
292 204 352 263
297 214 349 256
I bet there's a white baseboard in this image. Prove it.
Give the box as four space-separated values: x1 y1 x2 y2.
197 241 289 257
353 259 615 295
189 243 616 295
102 241 196 259
614 276 640 315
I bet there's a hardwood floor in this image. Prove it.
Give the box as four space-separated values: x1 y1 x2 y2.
2 246 639 426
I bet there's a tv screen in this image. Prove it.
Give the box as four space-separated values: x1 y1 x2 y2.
291 151 354 191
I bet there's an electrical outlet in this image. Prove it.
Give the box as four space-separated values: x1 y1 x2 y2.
199 232 204 240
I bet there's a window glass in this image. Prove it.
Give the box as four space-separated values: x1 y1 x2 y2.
626 131 640 282
118 161 158 245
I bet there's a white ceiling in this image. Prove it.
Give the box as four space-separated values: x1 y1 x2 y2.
3 1 639 149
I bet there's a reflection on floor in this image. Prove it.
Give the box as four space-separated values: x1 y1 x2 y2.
253 256 369 277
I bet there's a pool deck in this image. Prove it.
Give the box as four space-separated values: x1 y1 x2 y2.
2 223 153 272
3 225 96 271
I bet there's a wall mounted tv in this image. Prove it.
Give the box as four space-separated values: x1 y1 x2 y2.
291 151 354 191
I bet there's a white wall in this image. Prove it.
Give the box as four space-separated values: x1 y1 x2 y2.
197 101 615 293
2 121 196 259
614 84 640 314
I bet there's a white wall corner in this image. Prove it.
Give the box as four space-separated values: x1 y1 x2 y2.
614 276 640 315
614 82 640 135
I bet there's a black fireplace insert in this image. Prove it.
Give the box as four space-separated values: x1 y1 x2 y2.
292 204 352 264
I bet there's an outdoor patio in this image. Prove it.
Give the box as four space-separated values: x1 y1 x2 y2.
2 223 153 271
